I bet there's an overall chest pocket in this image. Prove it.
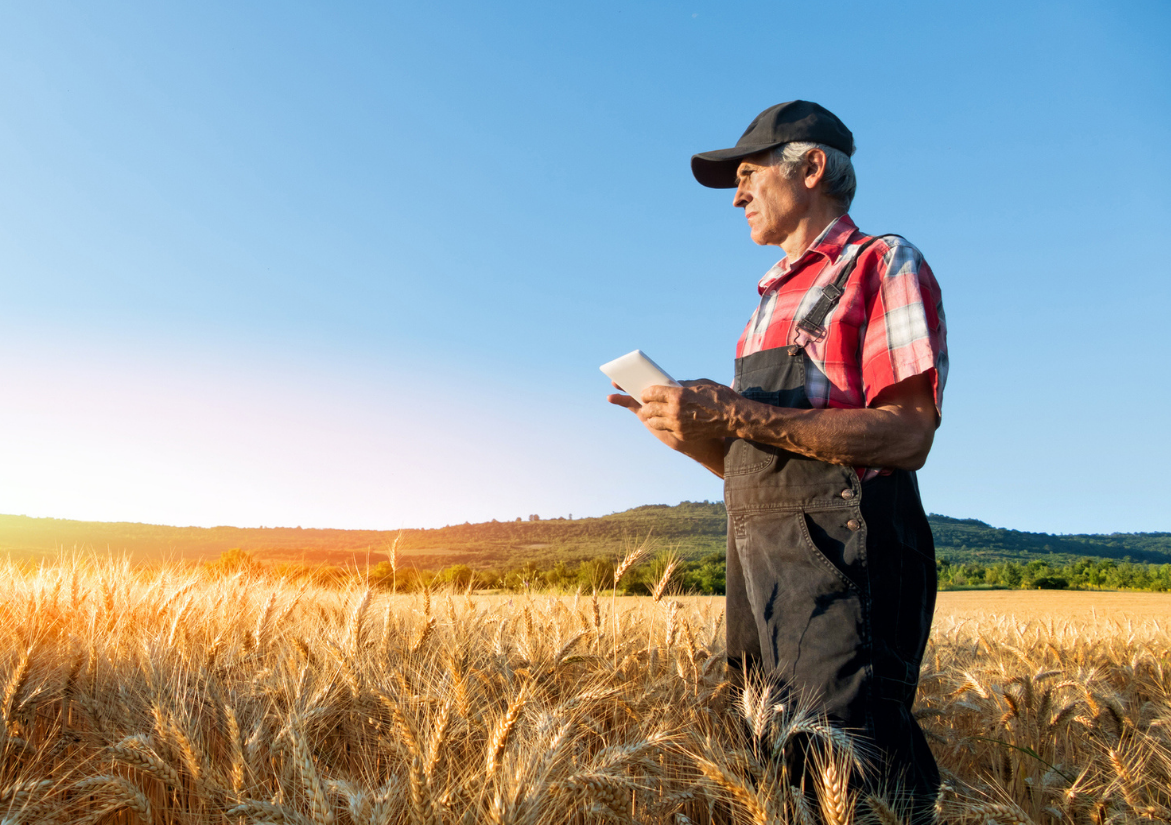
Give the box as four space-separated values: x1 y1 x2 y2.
723 382 811 477
724 438 778 476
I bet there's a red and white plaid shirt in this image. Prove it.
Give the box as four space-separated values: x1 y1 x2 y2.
736 214 948 414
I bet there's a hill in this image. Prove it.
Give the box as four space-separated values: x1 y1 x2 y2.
0 502 728 570
927 514 1171 565
1 503 1169 571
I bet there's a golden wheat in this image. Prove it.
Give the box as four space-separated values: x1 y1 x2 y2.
0 557 1168 824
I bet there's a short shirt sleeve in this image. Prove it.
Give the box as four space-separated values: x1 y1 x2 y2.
859 238 948 411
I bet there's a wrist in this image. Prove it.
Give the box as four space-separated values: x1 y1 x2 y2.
731 398 791 442
727 396 757 441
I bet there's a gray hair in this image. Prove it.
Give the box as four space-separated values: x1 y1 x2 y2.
770 141 856 211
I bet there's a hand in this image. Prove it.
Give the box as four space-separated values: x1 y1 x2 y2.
635 380 741 442
606 383 688 452
606 380 732 477
607 380 737 444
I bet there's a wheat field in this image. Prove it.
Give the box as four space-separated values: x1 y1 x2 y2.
0 556 1168 825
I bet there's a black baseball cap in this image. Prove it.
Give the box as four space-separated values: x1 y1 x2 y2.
691 100 854 189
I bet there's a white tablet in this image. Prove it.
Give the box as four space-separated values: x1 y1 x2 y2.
600 350 681 403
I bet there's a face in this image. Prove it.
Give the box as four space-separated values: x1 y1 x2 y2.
732 152 816 247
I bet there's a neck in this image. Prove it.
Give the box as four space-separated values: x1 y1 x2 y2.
779 204 846 262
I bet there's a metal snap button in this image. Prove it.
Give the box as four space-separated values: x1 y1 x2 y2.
846 519 861 531
841 489 855 500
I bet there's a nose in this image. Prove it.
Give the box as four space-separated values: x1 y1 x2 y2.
733 180 750 209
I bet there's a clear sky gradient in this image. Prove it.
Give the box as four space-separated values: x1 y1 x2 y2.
2 1 1169 533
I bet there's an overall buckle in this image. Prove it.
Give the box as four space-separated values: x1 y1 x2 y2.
795 317 827 343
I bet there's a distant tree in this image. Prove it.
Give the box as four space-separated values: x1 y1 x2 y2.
1032 576 1069 590
542 561 573 590
436 564 474 589
206 548 260 575
577 557 614 592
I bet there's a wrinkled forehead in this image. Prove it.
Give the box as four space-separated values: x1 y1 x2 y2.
734 150 779 178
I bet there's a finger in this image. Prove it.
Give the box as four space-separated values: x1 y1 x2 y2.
607 393 641 410
644 415 683 437
635 401 666 421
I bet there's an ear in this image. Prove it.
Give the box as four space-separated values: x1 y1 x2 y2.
802 148 828 190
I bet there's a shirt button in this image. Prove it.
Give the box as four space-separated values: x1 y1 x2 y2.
847 519 861 531
841 489 855 500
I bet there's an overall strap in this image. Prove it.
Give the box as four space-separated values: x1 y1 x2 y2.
795 236 887 344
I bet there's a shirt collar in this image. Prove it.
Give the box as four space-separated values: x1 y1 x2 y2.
757 213 859 294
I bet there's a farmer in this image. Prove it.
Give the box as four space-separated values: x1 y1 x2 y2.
608 101 946 815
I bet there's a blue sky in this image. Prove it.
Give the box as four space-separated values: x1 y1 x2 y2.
1 1 1169 533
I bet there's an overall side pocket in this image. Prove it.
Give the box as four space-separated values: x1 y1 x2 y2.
798 509 866 592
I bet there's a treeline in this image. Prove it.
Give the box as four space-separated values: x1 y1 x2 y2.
208 548 1171 594
205 547 726 595
937 556 1171 591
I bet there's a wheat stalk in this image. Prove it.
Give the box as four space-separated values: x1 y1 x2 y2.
387 533 402 594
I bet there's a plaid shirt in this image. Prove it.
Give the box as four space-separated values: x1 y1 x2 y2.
736 214 948 415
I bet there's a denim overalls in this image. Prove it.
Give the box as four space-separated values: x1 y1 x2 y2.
723 241 940 812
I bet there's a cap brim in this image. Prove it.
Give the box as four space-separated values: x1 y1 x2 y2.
690 142 782 188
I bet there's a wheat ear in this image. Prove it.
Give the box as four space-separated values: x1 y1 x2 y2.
651 556 679 603
111 734 182 788
424 698 452 782
695 757 770 825
411 616 436 655
486 687 528 775
790 785 818 825
252 590 278 649
864 794 903 825
226 799 311 825
815 755 852 825
70 775 153 823
225 704 245 795
1 647 31 733
346 588 371 654
290 726 334 825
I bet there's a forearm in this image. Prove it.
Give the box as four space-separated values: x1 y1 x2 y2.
675 437 727 479
732 402 933 470
620 374 937 476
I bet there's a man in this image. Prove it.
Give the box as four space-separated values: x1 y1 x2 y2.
608 101 946 814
